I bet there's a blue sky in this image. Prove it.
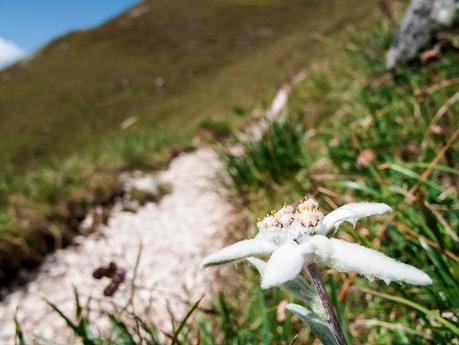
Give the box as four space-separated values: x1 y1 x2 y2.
0 0 138 67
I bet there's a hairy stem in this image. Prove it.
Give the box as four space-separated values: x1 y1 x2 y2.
306 263 348 345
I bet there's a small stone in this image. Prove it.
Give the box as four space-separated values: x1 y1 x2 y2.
155 77 165 88
386 0 458 69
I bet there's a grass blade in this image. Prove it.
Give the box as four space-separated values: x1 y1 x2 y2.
171 295 204 345
356 287 459 335
47 301 95 345
14 316 27 345
108 314 136 345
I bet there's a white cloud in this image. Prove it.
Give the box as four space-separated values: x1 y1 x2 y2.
0 37 25 69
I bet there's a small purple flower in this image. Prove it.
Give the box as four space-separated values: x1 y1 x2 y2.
92 261 128 297
113 267 127 284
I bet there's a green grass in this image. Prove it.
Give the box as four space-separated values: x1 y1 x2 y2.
0 0 375 285
217 17 459 345
220 116 315 196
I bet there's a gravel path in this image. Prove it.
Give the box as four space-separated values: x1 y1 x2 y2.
0 78 295 344
0 148 232 344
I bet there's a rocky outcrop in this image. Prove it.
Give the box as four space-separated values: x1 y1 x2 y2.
386 0 458 69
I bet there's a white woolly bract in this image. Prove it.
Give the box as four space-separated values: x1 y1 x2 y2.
314 238 432 286
321 202 392 234
246 256 267 273
200 239 276 267
261 243 306 289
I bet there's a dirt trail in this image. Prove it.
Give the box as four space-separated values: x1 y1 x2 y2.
0 148 232 343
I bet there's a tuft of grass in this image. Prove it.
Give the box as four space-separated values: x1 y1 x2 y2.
220 116 316 196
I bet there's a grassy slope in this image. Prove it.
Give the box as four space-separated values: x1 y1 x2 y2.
0 0 371 169
0 0 375 285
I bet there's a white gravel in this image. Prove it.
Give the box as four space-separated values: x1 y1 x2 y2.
0 148 232 344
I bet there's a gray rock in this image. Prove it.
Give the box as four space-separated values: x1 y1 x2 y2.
386 0 458 69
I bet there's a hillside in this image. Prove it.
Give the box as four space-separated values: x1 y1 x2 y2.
0 0 373 169
0 0 377 286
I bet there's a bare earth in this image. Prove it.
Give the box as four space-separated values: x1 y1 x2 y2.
0 148 232 344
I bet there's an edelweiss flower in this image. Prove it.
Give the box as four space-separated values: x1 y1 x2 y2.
201 198 432 289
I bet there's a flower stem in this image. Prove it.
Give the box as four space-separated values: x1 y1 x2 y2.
306 263 348 345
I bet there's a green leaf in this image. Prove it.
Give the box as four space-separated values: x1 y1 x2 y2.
256 287 271 345
217 291 238 340
286 304 337 345
47 301 78 333
171 295 203 345
337 181 380 198
108 314 135 345
73 287 82 320
129 312 160 345
14 317 27 345
357 287 459 336
403 162 459 176
47 301 95 345
328 277 350 343
384 163 444 192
